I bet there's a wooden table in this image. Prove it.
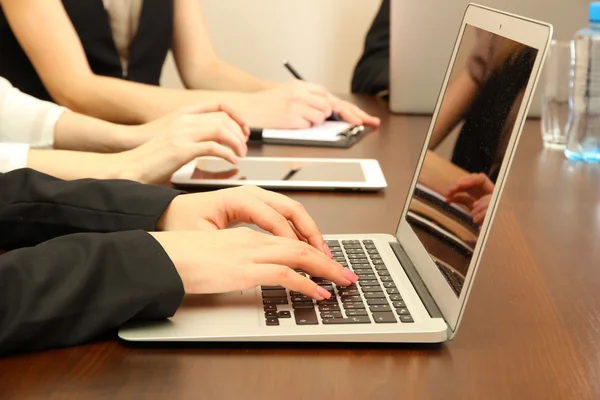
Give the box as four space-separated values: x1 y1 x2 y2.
2 96 600 400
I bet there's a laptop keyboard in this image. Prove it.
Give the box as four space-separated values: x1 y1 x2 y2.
262 239 414 326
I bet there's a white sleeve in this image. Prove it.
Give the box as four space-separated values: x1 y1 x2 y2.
0 143 30 173
0 77 66 148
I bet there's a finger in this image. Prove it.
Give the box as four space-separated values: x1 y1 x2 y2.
334 104 363 125
233 197 301 241
248 264 333 300
446 173 493 199
446 192 476 209
218 114 249 155
258 238 358 287
472 208 487 225
189 142 239 165
296 104 329 126
217 104 250 136
289 222 308 243
246 188 327 253
344 103 381 127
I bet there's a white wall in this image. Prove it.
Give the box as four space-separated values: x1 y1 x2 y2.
161 0 382 92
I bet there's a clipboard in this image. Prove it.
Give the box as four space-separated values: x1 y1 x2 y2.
249 122 372 148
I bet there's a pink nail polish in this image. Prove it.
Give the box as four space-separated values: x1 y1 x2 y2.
341 268 358 283
323 243 332 258
317 286 332 300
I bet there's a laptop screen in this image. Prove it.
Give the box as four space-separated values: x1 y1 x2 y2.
406 24 538 296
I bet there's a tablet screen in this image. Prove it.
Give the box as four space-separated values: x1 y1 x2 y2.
190 159 366 182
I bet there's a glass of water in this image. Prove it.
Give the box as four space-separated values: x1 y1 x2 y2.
541 40 572 149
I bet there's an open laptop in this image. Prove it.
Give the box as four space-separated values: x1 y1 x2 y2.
119 4 552 344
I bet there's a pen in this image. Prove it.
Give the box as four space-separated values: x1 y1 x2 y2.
282 60 343 122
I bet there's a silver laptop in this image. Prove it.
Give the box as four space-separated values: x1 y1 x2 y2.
389 0 582 116
119 4 552 344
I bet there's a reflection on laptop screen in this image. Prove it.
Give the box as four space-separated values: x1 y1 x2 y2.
406 24 538 296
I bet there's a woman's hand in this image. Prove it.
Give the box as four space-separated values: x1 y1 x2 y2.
157 185 331 256
115 104 250 184
150 228 358 300
237 80 380 129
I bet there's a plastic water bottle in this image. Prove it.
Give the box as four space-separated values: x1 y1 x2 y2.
565 2 600 162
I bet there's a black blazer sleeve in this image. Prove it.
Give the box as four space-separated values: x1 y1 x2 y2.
0 230 184 355
351 0 390 95
0 168 184 250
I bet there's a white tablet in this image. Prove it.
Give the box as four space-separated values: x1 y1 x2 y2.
170 157 387 191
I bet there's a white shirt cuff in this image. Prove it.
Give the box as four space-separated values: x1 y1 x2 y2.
0 143 30 173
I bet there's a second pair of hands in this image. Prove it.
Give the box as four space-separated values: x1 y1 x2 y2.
151 186 359 301
109 81 380 184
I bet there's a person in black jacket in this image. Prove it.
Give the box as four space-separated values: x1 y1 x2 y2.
0 169 358 355
351 0 390 97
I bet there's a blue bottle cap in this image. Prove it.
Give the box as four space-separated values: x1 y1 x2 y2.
591 2 600 22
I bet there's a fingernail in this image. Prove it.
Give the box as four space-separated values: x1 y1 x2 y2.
317 286 332 300
341 268 358 283
323 243 332 258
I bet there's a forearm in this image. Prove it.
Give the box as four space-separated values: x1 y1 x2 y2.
182 59 276 92
53 111 137 153
0 231 184 355
26 149 123 181
61 75 248 124
0 169 182 249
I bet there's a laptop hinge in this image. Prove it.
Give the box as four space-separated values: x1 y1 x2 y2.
389 242 443 319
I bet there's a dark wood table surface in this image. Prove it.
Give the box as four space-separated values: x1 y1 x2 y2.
1 96 599 400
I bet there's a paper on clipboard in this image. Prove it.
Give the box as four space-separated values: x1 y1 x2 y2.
262 121 354 142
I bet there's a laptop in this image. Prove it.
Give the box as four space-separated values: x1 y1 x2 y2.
119 4 552 344
389 0 582 116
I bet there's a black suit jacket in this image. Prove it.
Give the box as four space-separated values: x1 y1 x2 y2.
351 0 390 96
0 169 185 355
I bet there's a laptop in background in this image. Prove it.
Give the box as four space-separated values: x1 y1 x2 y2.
389 0 584 116
119 4 552 344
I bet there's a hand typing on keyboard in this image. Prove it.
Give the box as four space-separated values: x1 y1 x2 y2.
150 228 358 301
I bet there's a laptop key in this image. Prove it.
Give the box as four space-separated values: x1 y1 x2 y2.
370 304 392 312
295 309 319 325
400 315 414 323
374 265 388 271
387 288 400 294
389 294 403 302
338 289 360 296
334 257 347 263
343 302 366 310
367 298 389 306
319 304 341 312
266 318 280 326
265 311 278 318
264 305 277 312
320 311 343 319
263 298 288 305
379 275 394 281
358 274 378 281
364 292 385 299
326 240 340 246
262 290 287 298
383 282 397 289
360 285 383 292
372 259 385 265
323 316 371 324
341 296 363 303
396 308 410 315
262 286 285 290
370 255 382 260
362 240 374 244
358 280 379 286
373 312 397 323
345 309 369 316
392 301 406 308
345 248 366 254
292 303 315 309
355 270 376 277
378 271 391 277
278 311 291 318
